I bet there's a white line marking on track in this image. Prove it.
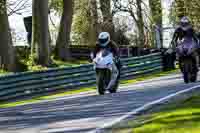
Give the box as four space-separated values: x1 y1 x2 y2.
88 84 200 133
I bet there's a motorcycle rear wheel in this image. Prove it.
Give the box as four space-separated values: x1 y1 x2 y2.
183 72 189 83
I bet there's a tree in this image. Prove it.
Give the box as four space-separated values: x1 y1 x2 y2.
71 0 91 45
54 0 73 60
113 0 146 47
32 0 50 66
99 0 115 39
171 0 200 29
88 0 99 44
149 0 163 48
49 0 62 14
0 0 16 71
7 0 31 16
136 0 145 47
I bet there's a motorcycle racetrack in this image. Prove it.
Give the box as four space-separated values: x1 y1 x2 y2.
0 72 199 133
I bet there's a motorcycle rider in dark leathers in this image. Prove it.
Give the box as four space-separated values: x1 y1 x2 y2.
167 16 199 72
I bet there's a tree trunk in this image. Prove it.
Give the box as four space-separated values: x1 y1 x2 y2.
88 0 99 45
0 0 16 71
54 0 73 60
149 0 163 48
136 0 145 47
99 0 115 39
72 0 92 45
32 0 50 66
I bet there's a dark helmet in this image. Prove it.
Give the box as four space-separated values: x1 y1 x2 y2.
180 16 191 30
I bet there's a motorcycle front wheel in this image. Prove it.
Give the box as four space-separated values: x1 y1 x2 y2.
108 80 119 93
96 69 111 95
108 70 120 93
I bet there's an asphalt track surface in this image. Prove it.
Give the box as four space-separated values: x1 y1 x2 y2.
0 72 199 133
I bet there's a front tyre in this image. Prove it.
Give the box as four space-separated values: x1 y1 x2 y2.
108 68 120 93
108 80 119 93
97 70 105 95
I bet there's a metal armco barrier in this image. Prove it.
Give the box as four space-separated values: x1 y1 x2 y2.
0 53 162 102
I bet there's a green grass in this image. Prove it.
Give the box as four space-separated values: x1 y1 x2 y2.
19 56 89 72
111 95 200 133
120 69 178 85
0 87 95 108
53 59 89 68
0 69 178 108
0 69 10 76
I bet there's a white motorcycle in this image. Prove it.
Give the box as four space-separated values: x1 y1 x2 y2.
92 49 119 95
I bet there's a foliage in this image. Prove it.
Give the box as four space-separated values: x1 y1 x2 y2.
19 54 48 71
52 57 89 67
0 69 10 76
0 1 6 14
149 0 163 47
18 54 89 72
149 0 162 25
115 29 130 45
113 0 147 47
170 0 200 30
71 0 91 45
49 0 62 14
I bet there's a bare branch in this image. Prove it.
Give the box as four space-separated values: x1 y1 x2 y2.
7 0 31 16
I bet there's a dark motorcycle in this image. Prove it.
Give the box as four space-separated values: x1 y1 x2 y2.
176 39 198 83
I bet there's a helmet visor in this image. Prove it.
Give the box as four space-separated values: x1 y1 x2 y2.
181 22 189 27
99 37 109 45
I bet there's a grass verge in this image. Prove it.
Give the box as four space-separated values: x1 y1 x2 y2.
0 69 11 76
120 69 178 85
0 69 178 108
0 87 95 108
0 58 89 76
20 57 89 72
110 95 200 133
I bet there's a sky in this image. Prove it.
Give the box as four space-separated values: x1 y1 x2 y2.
8 0 174 47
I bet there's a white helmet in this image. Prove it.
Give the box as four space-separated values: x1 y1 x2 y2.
98 32 110 47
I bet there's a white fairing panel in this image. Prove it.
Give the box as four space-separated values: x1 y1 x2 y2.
93 50 114 69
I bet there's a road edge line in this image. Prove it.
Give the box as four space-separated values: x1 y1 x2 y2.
88 84 200 133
